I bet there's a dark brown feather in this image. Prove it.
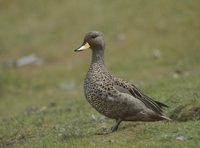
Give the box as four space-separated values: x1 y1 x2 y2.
129 84 168 115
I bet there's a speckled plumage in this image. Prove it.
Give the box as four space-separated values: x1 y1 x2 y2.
75 31 171 132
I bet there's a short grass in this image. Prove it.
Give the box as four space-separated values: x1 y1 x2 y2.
0 0 200 147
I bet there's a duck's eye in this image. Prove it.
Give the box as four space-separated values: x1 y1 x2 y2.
91 34 98 39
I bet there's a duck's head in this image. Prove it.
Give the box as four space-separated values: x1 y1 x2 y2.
74 31 105 52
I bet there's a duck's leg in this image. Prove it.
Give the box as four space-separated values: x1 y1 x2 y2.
111 118 122 132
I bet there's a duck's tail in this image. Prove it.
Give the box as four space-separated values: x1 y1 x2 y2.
160 115 172 121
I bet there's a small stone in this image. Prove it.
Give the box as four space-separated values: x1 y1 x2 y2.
40 106 47 112
152 49 161 59
173 69 183 79
16 54 43 67
108 139 114 143
173 73 179 79
25 106 39 115
175 134 187 141
53 124 60 130
91 114 97 122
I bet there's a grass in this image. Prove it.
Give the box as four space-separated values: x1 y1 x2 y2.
0 0 200 147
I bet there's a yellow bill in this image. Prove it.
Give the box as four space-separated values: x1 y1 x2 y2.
74 42 90 52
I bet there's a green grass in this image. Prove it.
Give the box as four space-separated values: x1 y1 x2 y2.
0 0 200 147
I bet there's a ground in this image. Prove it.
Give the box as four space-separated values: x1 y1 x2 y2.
0 0 200 147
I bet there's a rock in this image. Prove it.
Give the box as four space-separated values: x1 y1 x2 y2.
175 134 187 141
173 69 183 79
16 54 43 67
39 106 47 112
152 49 161 59
91 114 97 122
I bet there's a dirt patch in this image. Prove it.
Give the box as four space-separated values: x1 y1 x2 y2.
170 103 200 121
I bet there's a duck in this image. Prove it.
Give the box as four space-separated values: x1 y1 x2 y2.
74 31 171 132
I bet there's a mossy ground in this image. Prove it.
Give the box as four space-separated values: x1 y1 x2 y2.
0 0 200 147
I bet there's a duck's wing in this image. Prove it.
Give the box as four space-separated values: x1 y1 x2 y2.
113 77 169 115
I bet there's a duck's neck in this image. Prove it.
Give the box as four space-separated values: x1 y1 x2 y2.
91 49 105 66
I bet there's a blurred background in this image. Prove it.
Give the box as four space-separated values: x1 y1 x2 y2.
0 0 200 146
